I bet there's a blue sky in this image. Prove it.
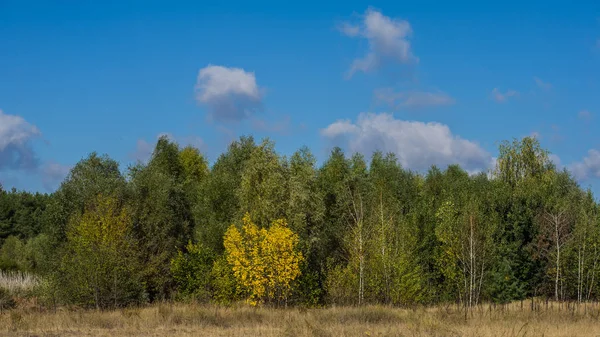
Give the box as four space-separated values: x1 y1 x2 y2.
1 0 600 193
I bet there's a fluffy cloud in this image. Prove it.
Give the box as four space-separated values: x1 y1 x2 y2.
570 149 600 181
534 77 552 90
374 88 455 109
321 113 492 172
195 65 263 122
339 8 417 77
491 88 519 103
0 110 41 170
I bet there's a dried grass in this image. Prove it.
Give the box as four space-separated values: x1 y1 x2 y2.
1 301 600 336
0 271 40 296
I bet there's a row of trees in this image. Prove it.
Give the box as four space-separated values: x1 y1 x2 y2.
1 135 599 309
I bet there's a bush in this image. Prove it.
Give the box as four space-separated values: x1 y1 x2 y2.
58 195 145 309
0 288 16 312
0 236 25 271
210 255 242 305
170 241 215 301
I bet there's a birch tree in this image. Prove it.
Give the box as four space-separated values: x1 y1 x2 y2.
436 197 496 310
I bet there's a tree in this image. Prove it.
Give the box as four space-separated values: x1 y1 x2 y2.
170 241 215 301
436 196 497 310
342 153 370 305
366 152 423 305
495 136 553 188
317 147 351 267
493 137 555 301
568 190 600 302
179 145 209 206
238 139 288 226
287 147 325 305
129 136 194 300
535 171 578 301
43 152 126 246
60 194 142 309
196 136 256 253
224 213 303 306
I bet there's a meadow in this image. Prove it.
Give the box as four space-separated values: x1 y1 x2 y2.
1 301 600 337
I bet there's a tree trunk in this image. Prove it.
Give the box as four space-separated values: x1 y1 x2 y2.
555 219 561 302
469 215 475 312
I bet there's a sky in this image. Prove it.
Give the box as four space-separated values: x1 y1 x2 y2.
1 0 600 194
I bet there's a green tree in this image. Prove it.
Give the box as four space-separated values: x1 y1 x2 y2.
238 139 288 226
365 152 423 305
59 194 143 309
43 152 126 246
287 147 325 305
317 147 351 270
196 136 256 253
129 136 194 300
436 191 498 310
170 241 215 301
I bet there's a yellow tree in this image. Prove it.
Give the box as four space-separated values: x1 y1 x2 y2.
224 213 303 306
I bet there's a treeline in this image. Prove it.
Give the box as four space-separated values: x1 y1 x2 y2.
1 135 599 309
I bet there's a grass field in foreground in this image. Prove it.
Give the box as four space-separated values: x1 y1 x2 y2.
1 301 600 336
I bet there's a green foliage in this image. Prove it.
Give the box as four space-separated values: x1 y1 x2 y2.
210 255 242 305
58 194 144 309
170 241 215 301
1 134 599 308
238 139 288 226
195 136 256 254
0 188 48 243
129 136 194 300
45 152 127 245
0 236 25 270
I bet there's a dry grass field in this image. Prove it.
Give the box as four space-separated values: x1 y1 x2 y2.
1 301 600 337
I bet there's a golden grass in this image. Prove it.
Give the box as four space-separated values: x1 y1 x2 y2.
0 271 40 296
1 301 600 336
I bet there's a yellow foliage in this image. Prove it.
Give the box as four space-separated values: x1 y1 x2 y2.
224 213 303 305
68 194 131 252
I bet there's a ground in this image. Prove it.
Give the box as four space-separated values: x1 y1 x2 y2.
1 301 600 336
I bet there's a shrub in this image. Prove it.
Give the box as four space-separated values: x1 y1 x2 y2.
0 287 16 312
170 241 215 301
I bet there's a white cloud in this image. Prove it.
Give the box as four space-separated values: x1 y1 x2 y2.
534 77 552 90
491 88 519 103
570 149 600 181
374 88 455 109
194 65 263 122
0 110 41 170
578 110 592 121
339 8 417 77
321 112 492 172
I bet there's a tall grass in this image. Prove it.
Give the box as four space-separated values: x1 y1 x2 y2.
0 270 40 296
1 301 600 336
